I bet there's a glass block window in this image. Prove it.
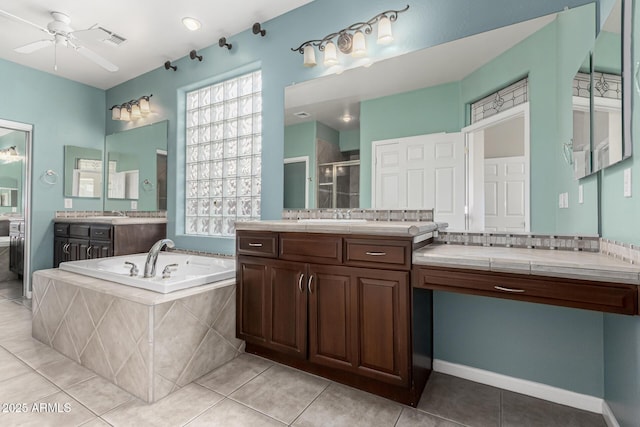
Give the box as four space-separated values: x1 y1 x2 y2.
185 70 262 236
471 78 528 124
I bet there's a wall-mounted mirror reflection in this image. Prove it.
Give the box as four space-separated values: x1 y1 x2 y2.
63 145 103 198
572 56 592 179
592 0 624 172
284 4 596 233
0 129 24 214
104 120 168 211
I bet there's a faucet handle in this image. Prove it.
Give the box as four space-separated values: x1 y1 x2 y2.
161 263 179 279
124 261 139 277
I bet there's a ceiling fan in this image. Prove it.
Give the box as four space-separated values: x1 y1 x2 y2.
0 9 119 72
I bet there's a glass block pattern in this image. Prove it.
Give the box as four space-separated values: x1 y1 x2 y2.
471 78 528 124
185 70 262 236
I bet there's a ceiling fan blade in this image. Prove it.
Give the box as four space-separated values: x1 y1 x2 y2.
0 9 51 34
75 45 118 72
14 39 53 54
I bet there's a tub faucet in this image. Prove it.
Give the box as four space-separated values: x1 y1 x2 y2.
144 239 175 278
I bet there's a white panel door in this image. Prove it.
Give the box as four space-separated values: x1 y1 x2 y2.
373 133 465 229
484 156 526 232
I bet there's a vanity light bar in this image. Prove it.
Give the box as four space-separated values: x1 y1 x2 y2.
109 94 153 121
291 5 409 67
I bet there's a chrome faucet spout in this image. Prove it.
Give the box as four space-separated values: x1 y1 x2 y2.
144 239 175 278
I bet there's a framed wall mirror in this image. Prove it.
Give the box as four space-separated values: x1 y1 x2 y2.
63 145 103 198
284 3 596 233
104 120 168 212
591 0 632 172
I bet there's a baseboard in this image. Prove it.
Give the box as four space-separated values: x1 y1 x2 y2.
602 401 621 427
433 359 603 414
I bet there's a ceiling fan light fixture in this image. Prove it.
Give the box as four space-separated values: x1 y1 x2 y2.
182 17 201 31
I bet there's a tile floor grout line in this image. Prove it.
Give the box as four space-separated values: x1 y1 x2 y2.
287 380 331 426
196 360 273 397
174 383 226 427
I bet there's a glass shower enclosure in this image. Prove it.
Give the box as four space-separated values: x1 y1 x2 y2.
317 160 360 209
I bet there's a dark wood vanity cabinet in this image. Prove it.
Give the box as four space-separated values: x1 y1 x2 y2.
54 221 165 267
236 230 423 404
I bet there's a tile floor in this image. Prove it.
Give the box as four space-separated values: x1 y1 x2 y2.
0 279 607 427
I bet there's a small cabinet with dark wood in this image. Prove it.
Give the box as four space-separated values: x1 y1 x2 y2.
53 220 166 267
236 230 426 405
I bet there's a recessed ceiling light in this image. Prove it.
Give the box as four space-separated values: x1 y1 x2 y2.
341 114 353 123
182 17 201 31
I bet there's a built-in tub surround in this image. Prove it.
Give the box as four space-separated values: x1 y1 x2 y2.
59 253 235 293
32 269 242 402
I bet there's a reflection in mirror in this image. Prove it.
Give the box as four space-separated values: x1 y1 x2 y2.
284 4 596 234
63 145 103 198
104 121 168 211
572 57 592 179
592 0 623 172
0 129 25 214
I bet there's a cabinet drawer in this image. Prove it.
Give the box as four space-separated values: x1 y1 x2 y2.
237 232 278 258
54 223 69 237
344 238 411 270
69 224 90 238
414 266 639 315
280 233 342 264
90 226 112 240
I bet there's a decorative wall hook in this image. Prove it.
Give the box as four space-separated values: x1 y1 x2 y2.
218 37 232 50
252 22 266 37
164 60 177 71
189 49 203 61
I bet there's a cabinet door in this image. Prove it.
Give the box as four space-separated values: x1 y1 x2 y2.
68 239 87 261
53 237 70 267
268 260 307 358
353 268 410 386
89 240 112 259
237 257 270 345
308 264 355 370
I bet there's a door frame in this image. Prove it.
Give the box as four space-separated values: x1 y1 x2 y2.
284 156 309 209
0 118 33 298
461 102 530 232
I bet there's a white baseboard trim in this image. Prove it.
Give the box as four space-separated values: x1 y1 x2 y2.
433 359 603 414
602 401 621 427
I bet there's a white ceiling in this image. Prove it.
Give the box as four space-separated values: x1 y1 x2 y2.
0 0 313 90
285 13 557 132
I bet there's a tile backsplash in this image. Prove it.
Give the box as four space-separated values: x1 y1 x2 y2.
282 209 434 222
435 231 600 252
600 239 640 265
55 210 167 218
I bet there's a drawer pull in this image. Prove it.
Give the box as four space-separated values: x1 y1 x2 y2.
248 243 263 247
63 243 70 255
365 251 387 256
87 246 93 257
298 273 305 293
494 286 525 293
307 275 314 294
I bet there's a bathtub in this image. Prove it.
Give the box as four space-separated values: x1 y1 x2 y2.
59 252 235 293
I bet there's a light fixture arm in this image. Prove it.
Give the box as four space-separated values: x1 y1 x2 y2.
291 5 409 54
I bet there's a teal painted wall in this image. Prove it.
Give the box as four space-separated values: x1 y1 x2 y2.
360 82 462 207
0 57 105 277
601 2 640 426
339 128 360 152
284 121 316 208
316 121 339 147
434 292 604 396
0 131 26 214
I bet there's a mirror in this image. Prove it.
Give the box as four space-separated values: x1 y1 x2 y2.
0 129 25 214
63 145 103 198
572 55 592 179
592 0 626 172
285 4 596 233
104 120 168 211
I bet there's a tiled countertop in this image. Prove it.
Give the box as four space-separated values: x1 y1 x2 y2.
413 244 640 285
235 220 447 238
54 217 167 225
